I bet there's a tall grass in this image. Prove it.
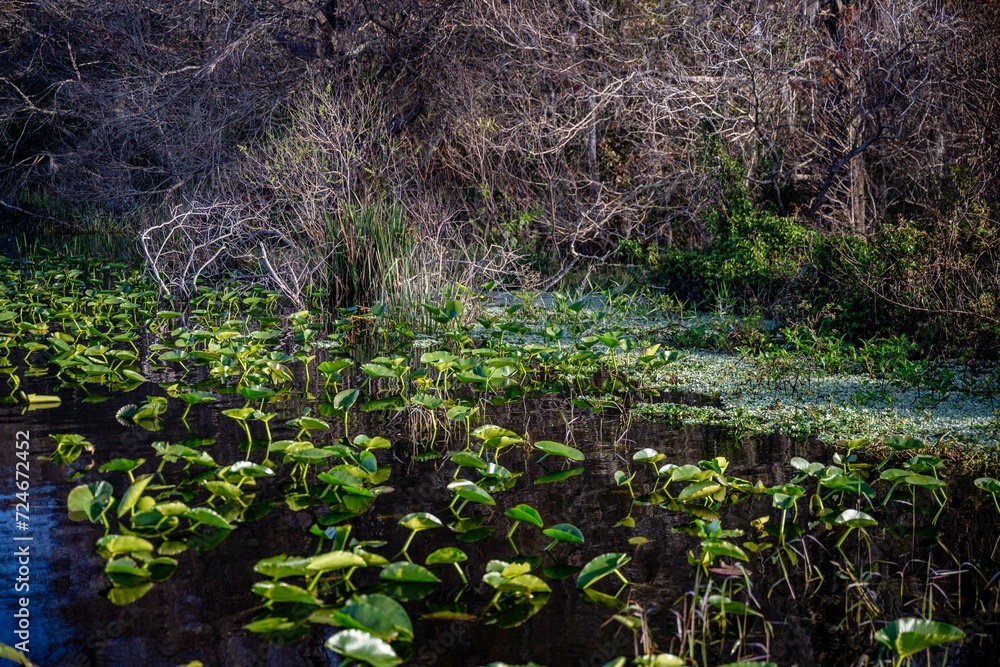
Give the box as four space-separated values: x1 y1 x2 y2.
322 198 413 305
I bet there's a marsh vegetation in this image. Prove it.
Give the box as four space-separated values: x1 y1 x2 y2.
3 2 1000 664
0 253 997 666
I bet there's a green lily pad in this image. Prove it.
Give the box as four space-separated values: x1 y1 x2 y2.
379 562 440 584
96 534 154 557
116 474 154 517
254 555 312 579
834 509 878 528
185 507 232 530
307 550 368 572
542 523 584 544
333 388 361 410
67 481 114 522
325 628 402 667
874 617 964 659
447 479 495 506
447 451 487 469
576 552 630 589
252 581 321 606
505 504 543 527
399 512 444 532
632 448 665 464
534 440 584 461
425 547 468 566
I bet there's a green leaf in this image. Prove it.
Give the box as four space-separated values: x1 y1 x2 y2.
307 550 368 572
226 461 274 478
505 504 543 528
238 384 276 401
975 477 1000 494
25 393 61 407
202 480 243 499
325 629 402 667
410 393 444 410
678 480 724 501
0 642 32 666
447 451 487 469
254 555 312 579
222 407 255 421
354 435 392 450
904 473 945 490
362 363 399 378
318 469 365 488
398 512 444 532
634 655 685 667
542 523 584 544
122 369 148 383
179 390 215 405
251 581 321 606
244 617 298 634
333 388 361 410
576 552 630 589
67 481 114 522
292 416 331 432
874 617 964 659
833 509 878 528
632 448 665 464
361 396 406 412
425 547 468 566
884 435 925 451
108 583 153 605
455 526 495 543
185 507 232 530
379 561 440 584
319 359 353 375
472 425 519 441
447 479 495 506
702 539 748 561
100 457 146 474
446 405 474 421
318 594 414 642
534 440 584 461
96 534 154 557
117 474 154 518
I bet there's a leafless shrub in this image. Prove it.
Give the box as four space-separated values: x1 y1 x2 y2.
139 201 318 307
3 0 998 304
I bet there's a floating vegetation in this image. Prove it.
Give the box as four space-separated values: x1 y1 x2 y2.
1 253 998 666
630 344 1000 459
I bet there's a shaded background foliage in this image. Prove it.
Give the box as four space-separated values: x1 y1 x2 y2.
1 0 999 350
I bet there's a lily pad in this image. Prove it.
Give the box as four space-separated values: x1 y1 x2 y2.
534 440 584 461
325 629 402 667
542 523 584 544
874 617 964 659
505 504 543 528
576 552 630 589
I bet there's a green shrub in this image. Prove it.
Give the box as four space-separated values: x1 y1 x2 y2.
647 191 814 312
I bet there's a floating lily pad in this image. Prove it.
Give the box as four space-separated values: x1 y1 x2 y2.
534 440 584 461
542 523 584 544
505 504 543 527
325 629 402 667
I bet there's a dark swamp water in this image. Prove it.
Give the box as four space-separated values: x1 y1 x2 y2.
2 376 1000 667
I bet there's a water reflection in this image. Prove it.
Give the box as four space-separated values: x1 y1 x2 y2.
1 389 997 667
